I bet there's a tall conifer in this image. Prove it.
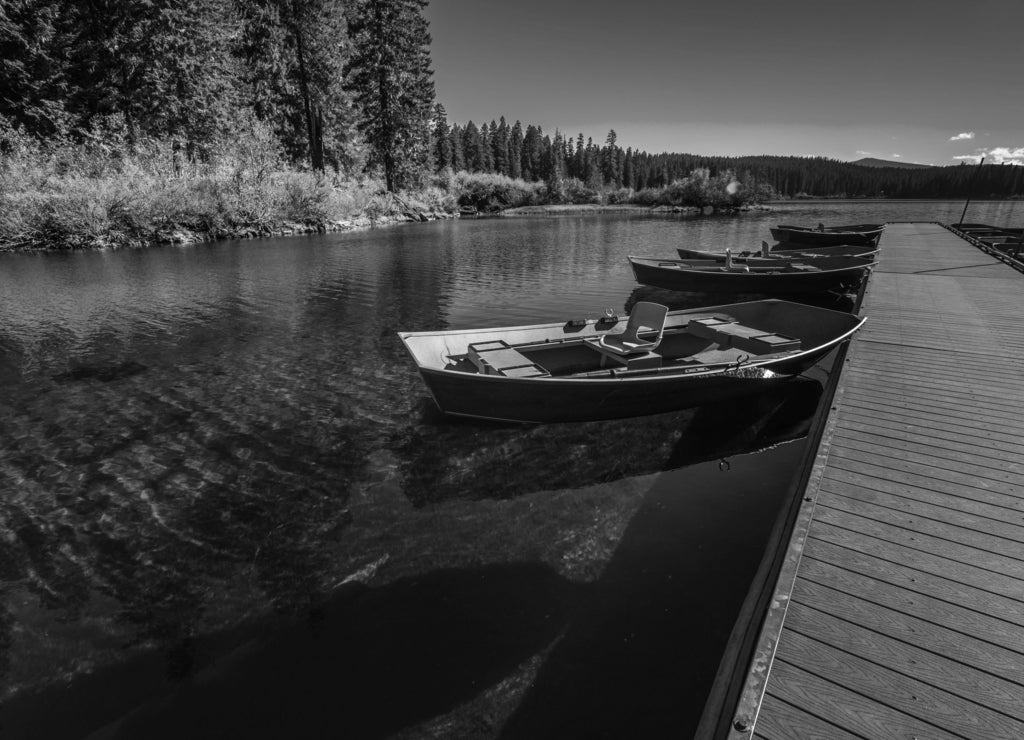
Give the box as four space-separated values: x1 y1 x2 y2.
431 103 452 172
449 123 465 171
492 118 510 176
509 120 523 179
463 120 482 172
343 0 434 190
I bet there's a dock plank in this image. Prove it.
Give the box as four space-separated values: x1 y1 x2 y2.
826 444 1024 501
765 660 965 740
812 504 1024 579
797 556 1024 653
818 476 1024 544
809 519 1024 601
777 629 1024 739
829 432 1024 488
833 408 1024 459
736 224 1024 740
783 601 1024 721
791 578 1024 687
752 693 863 740
804 537 1024 629
832 420 1024 470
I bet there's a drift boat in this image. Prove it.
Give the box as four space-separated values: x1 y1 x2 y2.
677 243 879 260
770 223 885 246
629 255 875 294
398 299 865 423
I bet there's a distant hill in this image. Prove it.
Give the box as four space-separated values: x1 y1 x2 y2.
851 157 935 170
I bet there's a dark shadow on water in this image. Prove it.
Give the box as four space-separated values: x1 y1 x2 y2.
0 378 824 740
398 377 823 506
0 563 583 740
498 437 810 739
51 361 149 383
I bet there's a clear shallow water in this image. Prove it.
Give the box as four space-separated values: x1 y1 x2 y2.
0 201 1019 738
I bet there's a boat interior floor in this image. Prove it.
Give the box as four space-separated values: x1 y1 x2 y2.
456 316 804 378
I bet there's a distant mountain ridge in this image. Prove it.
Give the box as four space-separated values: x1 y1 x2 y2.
851 157 935 170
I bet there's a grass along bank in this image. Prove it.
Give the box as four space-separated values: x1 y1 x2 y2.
0 123 769 252
0 121 462 252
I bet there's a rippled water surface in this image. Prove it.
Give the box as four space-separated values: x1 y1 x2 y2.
0 201 1020 738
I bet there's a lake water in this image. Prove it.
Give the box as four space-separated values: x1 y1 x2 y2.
0 200 1020 738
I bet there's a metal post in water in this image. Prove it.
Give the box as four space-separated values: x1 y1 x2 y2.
959 156 986 225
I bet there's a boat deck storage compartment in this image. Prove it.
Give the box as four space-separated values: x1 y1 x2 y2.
685 317 801 355
618 351 662 370
467 341 550 377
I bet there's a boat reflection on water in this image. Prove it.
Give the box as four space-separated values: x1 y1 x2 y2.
399 375 824 505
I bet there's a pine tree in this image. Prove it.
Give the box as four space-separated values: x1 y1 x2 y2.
0 0 66 136
449 123 465 171
431 102 452 172
509 120 523 179
585 137 601 188
238 0 360 170
522 125 544 181
343 0 434 190
546 131 565 185
623 147 635 190
574 133 586 181
463 120 482 172
492 117 510 176
24 0 242 147
479 121 494 172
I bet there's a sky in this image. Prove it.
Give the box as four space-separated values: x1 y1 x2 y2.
424 0 1024 165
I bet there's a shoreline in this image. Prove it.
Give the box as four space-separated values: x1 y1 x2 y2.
765 197 1023 204
151 209 458 246
0 203 775 253
25 195 1024 254
502 203 774 217
0 209 459 254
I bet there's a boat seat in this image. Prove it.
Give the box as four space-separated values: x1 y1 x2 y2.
586 301 669 356
467 341 550 377
685 317 801 355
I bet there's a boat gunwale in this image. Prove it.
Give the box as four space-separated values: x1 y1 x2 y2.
774 223 885 235
628 255 877 277
399 316 866 382
676 247 880 260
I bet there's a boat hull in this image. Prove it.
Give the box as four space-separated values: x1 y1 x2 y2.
399 299 865 423
416 355 825 423
630 257 872 294
770 225 884 246
677 244 878 260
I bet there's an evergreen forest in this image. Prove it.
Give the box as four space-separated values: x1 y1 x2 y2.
435 119 1024 201
1 0 1020 250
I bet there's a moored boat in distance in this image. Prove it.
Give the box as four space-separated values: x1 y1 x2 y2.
677 243 879 260
398 299 865 423
771 223 885 246
629 255 875 294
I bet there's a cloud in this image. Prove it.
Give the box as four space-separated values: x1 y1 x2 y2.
892 153 902 158
953 146 1024 165
855 150 873 156
987 146 1024 164
949 131 975 141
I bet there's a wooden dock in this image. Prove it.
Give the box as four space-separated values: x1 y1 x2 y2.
727 223 1024 739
